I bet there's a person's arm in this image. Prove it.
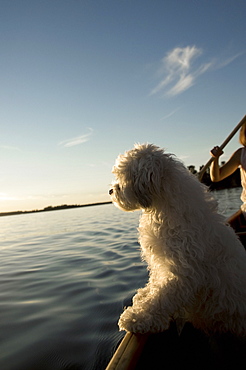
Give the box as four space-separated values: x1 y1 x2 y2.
210 147 242 182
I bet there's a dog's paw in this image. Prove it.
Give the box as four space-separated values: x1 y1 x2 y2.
118 307 150 333
118 307 169 334
132 286 150 305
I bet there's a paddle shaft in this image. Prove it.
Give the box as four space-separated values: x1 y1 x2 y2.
198 115 246 181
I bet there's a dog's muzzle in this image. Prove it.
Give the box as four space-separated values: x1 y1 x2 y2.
109 188 113 195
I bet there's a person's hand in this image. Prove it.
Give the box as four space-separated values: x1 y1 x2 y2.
210 146 224 158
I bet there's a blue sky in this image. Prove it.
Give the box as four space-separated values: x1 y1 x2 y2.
1 0 246 212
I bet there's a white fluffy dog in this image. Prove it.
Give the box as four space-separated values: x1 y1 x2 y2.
109 143 246 336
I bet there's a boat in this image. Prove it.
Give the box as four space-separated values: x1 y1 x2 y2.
105 209 246 370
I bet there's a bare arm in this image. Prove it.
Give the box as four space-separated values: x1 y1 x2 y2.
210 147 242 182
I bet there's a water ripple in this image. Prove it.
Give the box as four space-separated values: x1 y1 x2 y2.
0 205 147 369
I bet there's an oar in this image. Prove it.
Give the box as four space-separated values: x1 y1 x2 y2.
198 115 246 181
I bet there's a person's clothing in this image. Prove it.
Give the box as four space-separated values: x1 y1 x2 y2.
240 147 246 214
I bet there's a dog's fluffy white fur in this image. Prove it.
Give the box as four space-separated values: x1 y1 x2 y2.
109 143 246 336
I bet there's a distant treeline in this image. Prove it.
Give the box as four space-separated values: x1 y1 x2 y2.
0 201 112 217
0 164 242 218
188 165 241 190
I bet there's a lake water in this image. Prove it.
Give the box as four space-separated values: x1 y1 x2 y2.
0 187 243 370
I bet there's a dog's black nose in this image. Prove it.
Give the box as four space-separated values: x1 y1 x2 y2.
109 189 113 195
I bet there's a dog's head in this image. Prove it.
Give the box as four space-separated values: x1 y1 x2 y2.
109 143 173 211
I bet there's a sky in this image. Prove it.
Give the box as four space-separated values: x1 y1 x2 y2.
1 0 246 212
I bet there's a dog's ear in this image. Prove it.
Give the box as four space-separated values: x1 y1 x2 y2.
132 165 157 209
132 152 167 209
133 178 152 208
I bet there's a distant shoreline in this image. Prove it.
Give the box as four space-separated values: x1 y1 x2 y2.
0 201 112 217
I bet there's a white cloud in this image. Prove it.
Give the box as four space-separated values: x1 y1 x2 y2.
160 107 182 121
215 52 244 69
0 192 22 201
150 46 243 97
0 145 20 151
59 128 93 147
151 46 212 97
